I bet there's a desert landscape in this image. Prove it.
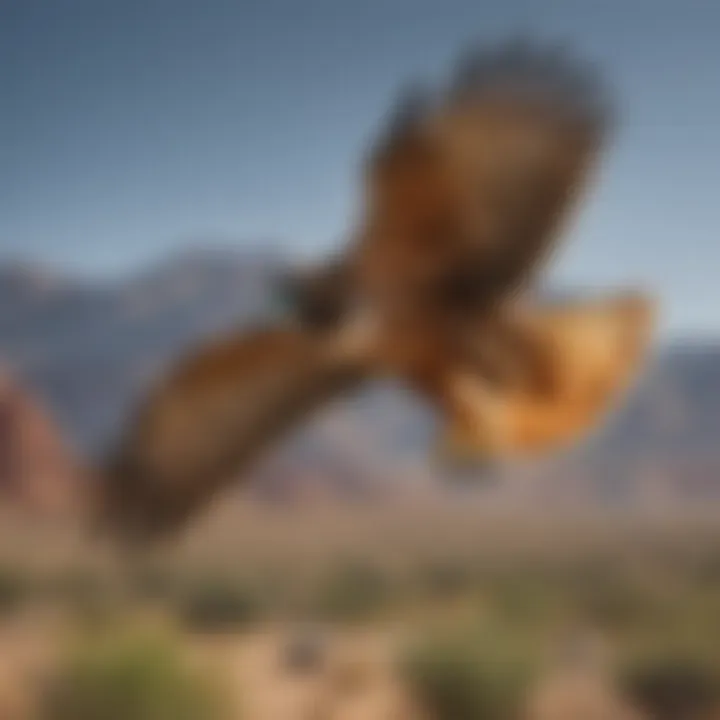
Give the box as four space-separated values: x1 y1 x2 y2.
2 499 720 718
3 251 720 718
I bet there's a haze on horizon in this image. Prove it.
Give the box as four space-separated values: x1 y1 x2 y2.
2 0 720 337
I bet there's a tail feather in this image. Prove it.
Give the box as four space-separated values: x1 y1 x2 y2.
436 291 656 465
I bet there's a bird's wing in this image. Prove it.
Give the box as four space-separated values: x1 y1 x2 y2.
435 291 655 463
357 39 611 312
97 325 368 540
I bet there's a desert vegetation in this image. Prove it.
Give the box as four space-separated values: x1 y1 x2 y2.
40 625 229 720
1 505 720 718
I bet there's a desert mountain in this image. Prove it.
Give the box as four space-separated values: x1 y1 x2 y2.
0 246 719 507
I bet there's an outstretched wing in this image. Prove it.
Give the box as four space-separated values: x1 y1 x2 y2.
436 292 655 464
357 39 612 314
97 325 367 541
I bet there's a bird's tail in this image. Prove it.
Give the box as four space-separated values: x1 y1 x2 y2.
436 291 656 465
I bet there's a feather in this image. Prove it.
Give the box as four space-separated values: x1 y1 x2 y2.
435 292 656 464
98 325 368 540
358 39 612 314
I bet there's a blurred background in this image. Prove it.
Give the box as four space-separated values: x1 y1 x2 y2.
2 1 720 718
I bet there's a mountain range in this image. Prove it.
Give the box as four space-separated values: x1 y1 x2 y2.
1 245 719 508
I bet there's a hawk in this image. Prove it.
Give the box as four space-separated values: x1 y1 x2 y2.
97 40 656 541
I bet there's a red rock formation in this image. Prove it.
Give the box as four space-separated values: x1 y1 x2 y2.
0 368 79 515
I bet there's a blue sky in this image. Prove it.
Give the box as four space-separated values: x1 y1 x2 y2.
2 0 719 335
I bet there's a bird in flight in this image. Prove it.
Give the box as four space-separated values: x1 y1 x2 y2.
97 39 656 541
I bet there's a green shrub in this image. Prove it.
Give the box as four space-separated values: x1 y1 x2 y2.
401 621 540 720
482 570 565 630
574 580 648 629
127 565 179 602
41 627 228 720
0 564 31 614
618 642 720 720
178 574 259 632
315 560 393 622
418 560 476 599
569 573 682 636
43 568 122 626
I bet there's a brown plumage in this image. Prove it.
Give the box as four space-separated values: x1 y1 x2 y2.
99 325 370 539
97 39 654 542
284 39 613 417
284 40 610 332
435 292 656 463
354 40 609 319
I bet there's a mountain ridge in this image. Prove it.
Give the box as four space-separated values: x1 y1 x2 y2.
0 245 719 507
